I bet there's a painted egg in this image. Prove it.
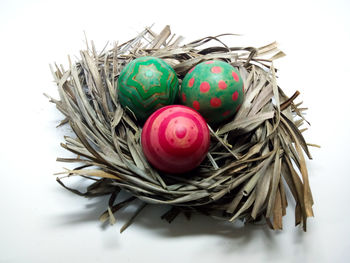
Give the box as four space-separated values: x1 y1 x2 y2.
180 60 244 125
117 56 179 121
141 105 210 174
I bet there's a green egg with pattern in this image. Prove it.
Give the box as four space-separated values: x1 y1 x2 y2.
117 57 179 121
180 60 245 125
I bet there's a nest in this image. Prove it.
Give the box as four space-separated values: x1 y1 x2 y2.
48 25 315 232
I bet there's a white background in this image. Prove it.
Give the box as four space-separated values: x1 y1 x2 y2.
1 0 350 262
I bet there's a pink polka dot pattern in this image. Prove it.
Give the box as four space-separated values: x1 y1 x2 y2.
200 82 210 93
211 66 222 73
232 71 239 82
188 66 195 74
182 92 186 102
188 77 195 87
210 97 222 108
222 110 231 117
218 80 227 90
193 100 200 110
232 91 239 101
180 60 244 125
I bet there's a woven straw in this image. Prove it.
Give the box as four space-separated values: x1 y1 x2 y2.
48 25 314 232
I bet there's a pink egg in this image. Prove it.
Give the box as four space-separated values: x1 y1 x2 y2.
141 105 210 173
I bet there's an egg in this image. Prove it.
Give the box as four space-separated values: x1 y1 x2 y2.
180 60 244 125
141 105 210 174
117 56 179 121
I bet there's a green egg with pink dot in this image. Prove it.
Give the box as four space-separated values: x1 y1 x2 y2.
180 60 245 125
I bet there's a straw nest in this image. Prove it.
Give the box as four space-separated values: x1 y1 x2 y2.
48 25 315 232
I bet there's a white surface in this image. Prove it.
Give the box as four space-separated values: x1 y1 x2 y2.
1 0 350 262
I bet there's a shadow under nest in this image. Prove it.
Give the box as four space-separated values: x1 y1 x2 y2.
47 25 315 233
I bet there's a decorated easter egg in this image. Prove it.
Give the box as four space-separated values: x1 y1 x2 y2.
118 56 179 121
141 105 210 174
180 60 244 125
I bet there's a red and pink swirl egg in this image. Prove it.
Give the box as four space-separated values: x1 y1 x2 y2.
141 105 210 173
